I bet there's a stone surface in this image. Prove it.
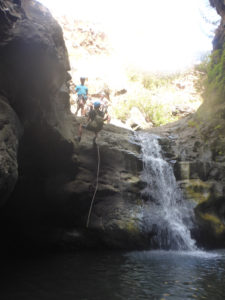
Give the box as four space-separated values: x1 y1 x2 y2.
146 111 225 248
126 107 153 130
0 0 78 249
0 1 150 250
58 121 149 249
1 0 225 251
0 97 22 207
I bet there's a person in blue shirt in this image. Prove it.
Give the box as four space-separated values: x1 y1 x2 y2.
75 77 88 116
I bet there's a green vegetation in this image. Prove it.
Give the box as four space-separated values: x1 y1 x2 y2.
141 72 181 90
184 179 211 205
111 82 175 126
204 45 225 103
194 54 210 94
200 213 225 235
188 120 198 128
113 47 225 128
111 68 203 126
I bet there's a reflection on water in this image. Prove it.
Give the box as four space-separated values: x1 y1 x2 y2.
125 250 225 300
1 250 225 300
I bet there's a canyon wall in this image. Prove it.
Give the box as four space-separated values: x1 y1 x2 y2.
1 0 225 250
0 0 147 251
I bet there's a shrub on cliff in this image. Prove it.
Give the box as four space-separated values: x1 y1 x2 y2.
205 46 225 103
111 82 173 126
194 54 210 94
111 69 202 126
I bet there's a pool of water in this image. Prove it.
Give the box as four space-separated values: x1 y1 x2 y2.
1 249 225 300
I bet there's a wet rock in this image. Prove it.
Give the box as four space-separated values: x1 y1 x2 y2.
50 123 149 249
0 97 22 206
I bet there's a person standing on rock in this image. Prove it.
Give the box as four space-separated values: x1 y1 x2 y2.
100 92 111 124
75 77 88 116
77 101 107 144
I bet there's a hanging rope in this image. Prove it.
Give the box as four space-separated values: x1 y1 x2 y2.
86 144 100 228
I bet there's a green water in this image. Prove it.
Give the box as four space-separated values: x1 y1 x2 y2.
1 250 225 300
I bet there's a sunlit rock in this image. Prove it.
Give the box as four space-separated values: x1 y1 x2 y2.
126 107 153 130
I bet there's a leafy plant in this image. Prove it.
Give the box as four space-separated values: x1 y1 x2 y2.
111 68 203 127
205 46 225 103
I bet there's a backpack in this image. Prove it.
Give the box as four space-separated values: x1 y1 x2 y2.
87 114 104 132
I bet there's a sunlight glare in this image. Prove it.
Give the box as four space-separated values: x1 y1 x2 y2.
38 0 218 72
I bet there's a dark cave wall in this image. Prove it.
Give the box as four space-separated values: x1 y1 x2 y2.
0 1 146 250
0 0 80 247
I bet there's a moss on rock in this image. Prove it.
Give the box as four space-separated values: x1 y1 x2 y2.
205 45 225 104
183 179 212 204
199 212 225 235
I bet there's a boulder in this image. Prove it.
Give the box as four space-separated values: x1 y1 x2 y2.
59 123 148 249
126 107 153 130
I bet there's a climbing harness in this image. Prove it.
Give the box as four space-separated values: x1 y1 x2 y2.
86 143 100 228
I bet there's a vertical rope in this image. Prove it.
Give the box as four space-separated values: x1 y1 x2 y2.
86 144 100 228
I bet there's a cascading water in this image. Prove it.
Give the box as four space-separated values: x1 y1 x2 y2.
136 132 196 250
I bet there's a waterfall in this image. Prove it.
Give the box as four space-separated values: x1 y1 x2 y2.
137 132 196 250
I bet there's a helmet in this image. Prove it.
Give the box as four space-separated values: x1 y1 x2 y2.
94 101 101 108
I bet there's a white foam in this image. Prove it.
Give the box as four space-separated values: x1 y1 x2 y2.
127 249 223 260
136 132 196 250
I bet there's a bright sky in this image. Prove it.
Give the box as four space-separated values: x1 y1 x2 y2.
38 0 219 73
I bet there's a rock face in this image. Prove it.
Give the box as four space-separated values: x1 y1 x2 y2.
1 0 225 251
0 97 22 207
149 111 225 249
58 17 111 56
0 0 77 249
61 123 148 249
144 0 225 249
0 1 148 250
210 0 225 50
191 0 225 248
